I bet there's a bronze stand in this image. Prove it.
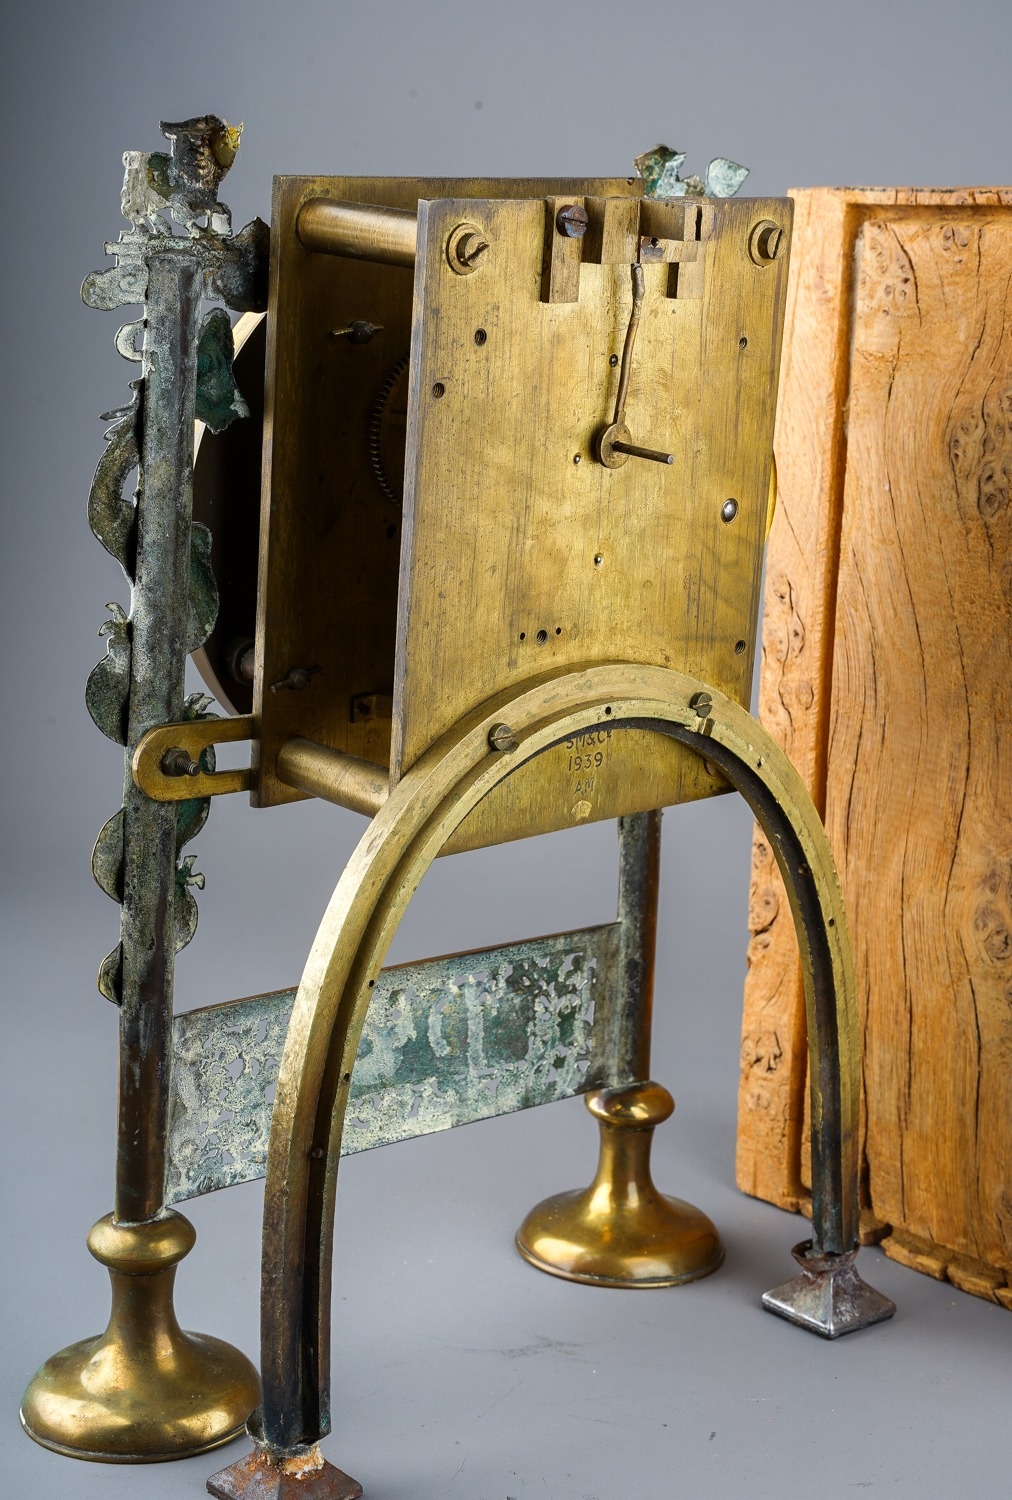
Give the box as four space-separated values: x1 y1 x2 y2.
21 121 265 1462
26 133 895 1498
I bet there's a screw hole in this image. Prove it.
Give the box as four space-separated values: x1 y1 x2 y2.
573 453 582 464
828 917 836 927
474 328 487 345
604 705 613 715
536 628 548 644
342 1072 351 1084
368 979 376 987
735 639 747 654
555 626 562 635
431 382 445 399
609 354 619 367
739 335 748 349
593 553 604 567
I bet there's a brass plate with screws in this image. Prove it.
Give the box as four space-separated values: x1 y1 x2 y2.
255 179 791 852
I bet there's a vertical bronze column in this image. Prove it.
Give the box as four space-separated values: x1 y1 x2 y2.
21 121 266 1462
116 252 201 1223
516 810 725 1285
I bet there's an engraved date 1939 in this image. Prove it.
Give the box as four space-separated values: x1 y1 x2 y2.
566 728 612 798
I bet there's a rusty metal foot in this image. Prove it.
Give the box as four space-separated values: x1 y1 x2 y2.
762 1239 896 1338
207 1446 363 1500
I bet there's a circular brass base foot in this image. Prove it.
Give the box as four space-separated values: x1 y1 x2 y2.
516 1082 724 1287
517 1188 724 1287
20 1212 260 1463
20 1330 259 1464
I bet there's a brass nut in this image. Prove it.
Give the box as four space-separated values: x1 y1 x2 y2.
161 747 201 778
488 722 518 752
447 222 490 275
749 220 785 265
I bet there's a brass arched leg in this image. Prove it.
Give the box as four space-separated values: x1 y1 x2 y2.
208 663 894 1498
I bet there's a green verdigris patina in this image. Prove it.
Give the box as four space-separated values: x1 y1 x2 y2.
634 143 749 199
165 924 619 1203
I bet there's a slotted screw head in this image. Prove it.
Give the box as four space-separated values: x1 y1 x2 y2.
447 221 491 275
689 691 713 717
556 203 589 238
489 723 518 752
749 220 785 265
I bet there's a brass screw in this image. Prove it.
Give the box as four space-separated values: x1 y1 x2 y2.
161 747 201 778
489 722 518 752
556 203 589 238
457 232 488 266
330 320 384 345
447 222 490 274
269 664 321 693
749 220 784 265
689 691 713 717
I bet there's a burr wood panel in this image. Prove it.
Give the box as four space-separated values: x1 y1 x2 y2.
737 186 1012 1306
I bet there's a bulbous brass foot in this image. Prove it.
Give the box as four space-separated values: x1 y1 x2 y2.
20 1211 260 1463
516 1082 723 1287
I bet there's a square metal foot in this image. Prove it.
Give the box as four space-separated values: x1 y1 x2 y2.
762 1239 896 1338
207 1447 363 1499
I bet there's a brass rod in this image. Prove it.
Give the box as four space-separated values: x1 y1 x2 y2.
613 262 646 426
276 737 390 816
296 199 418 267
612 810 662 1083
611 441 674 465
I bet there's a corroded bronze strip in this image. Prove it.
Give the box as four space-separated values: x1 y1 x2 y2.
165 925 618 1204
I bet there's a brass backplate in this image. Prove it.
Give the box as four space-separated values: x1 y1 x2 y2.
255 176 791 850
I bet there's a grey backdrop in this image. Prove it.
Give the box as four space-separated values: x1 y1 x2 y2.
2 3 1009 1498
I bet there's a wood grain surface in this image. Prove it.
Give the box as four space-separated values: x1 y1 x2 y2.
737 187 1012 1305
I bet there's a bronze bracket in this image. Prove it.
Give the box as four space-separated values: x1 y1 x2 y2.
132 715 255 800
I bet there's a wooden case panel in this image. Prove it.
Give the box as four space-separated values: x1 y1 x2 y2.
397 194 792 852
737 187 1012 1305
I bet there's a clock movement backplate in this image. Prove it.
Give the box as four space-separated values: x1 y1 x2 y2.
254 176 791 852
